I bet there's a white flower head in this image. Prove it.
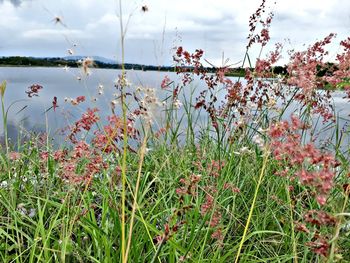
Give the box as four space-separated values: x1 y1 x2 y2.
0 180 8 188
252 134 264 149
173 99 182 109
28 208 36 218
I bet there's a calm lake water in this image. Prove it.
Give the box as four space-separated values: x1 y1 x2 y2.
0 67 350 151
0 67 201 146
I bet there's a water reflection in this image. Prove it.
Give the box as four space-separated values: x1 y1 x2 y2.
0 67 350 152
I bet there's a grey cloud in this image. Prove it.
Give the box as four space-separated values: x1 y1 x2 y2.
191 13 234 27
0 0 349 67
0 0 31 7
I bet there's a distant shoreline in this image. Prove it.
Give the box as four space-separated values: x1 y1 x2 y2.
0 56 251 77
0 64 247 77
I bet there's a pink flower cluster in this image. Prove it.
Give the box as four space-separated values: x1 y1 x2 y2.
269 116 341 256
175 173 201 197
286 34 339 121
175 147 225 241
26 84 43 97
269 115 338 205
288 33 336 93
247 0 274 48
92 115 139 153
324 37 350 96
41 141 108 185
68 108 100 143
160 75 171 89
200 192 222 229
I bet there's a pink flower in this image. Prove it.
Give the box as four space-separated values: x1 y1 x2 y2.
9 151 21 161
68 108 100 143
270 116 337 206
40 151 49 161
76 96 85 103
26 84 43 97
161 75 171 89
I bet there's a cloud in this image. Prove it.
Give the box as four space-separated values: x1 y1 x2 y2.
22 29 89 40
0 0 349 65
0 0 31 7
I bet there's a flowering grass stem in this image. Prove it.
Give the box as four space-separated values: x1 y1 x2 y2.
234 148 269 263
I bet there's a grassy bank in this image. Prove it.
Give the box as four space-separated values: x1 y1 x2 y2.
1 1 350 262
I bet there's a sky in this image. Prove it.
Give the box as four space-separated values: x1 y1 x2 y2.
0 0 349 66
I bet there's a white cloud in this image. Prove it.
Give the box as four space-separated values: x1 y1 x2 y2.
22 29 89 40
0 0 349 65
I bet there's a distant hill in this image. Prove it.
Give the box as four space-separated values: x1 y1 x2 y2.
63 56 117 64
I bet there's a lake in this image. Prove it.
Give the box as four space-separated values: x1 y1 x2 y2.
0 67 350 151
0 67 178 146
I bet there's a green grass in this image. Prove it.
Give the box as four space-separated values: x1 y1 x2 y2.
0 113 349 262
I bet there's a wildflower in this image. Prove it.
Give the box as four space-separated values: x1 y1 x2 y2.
270 116 338 206
0 80 6 97
161 75 171 89
68 108 100 143
267 98 276 108
40 151 49 161
80 57 94 75
26 84 43 97
295 222 310 233
286 33 337 120
28 208 36 218
173 99 182 109
201 194 221 228
155 127 167 138
201 194 214 216
115 74 131 88
211 228 223 240
252 134 264 149
306 236 330 257
176 174 201 197
179 255 191 262
111 100 118 106
76 96 85 103
144 148 151 154
9 151 21 160
304 210 336 227
52 96 58 111
52 16 67 27
208 160 225 178
0 181 8 188
73 141 90 158
98 84 104 95
53 149 67 161
70 96 85 105
240 146 252 154
223 183 240 193
17 203 27 216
